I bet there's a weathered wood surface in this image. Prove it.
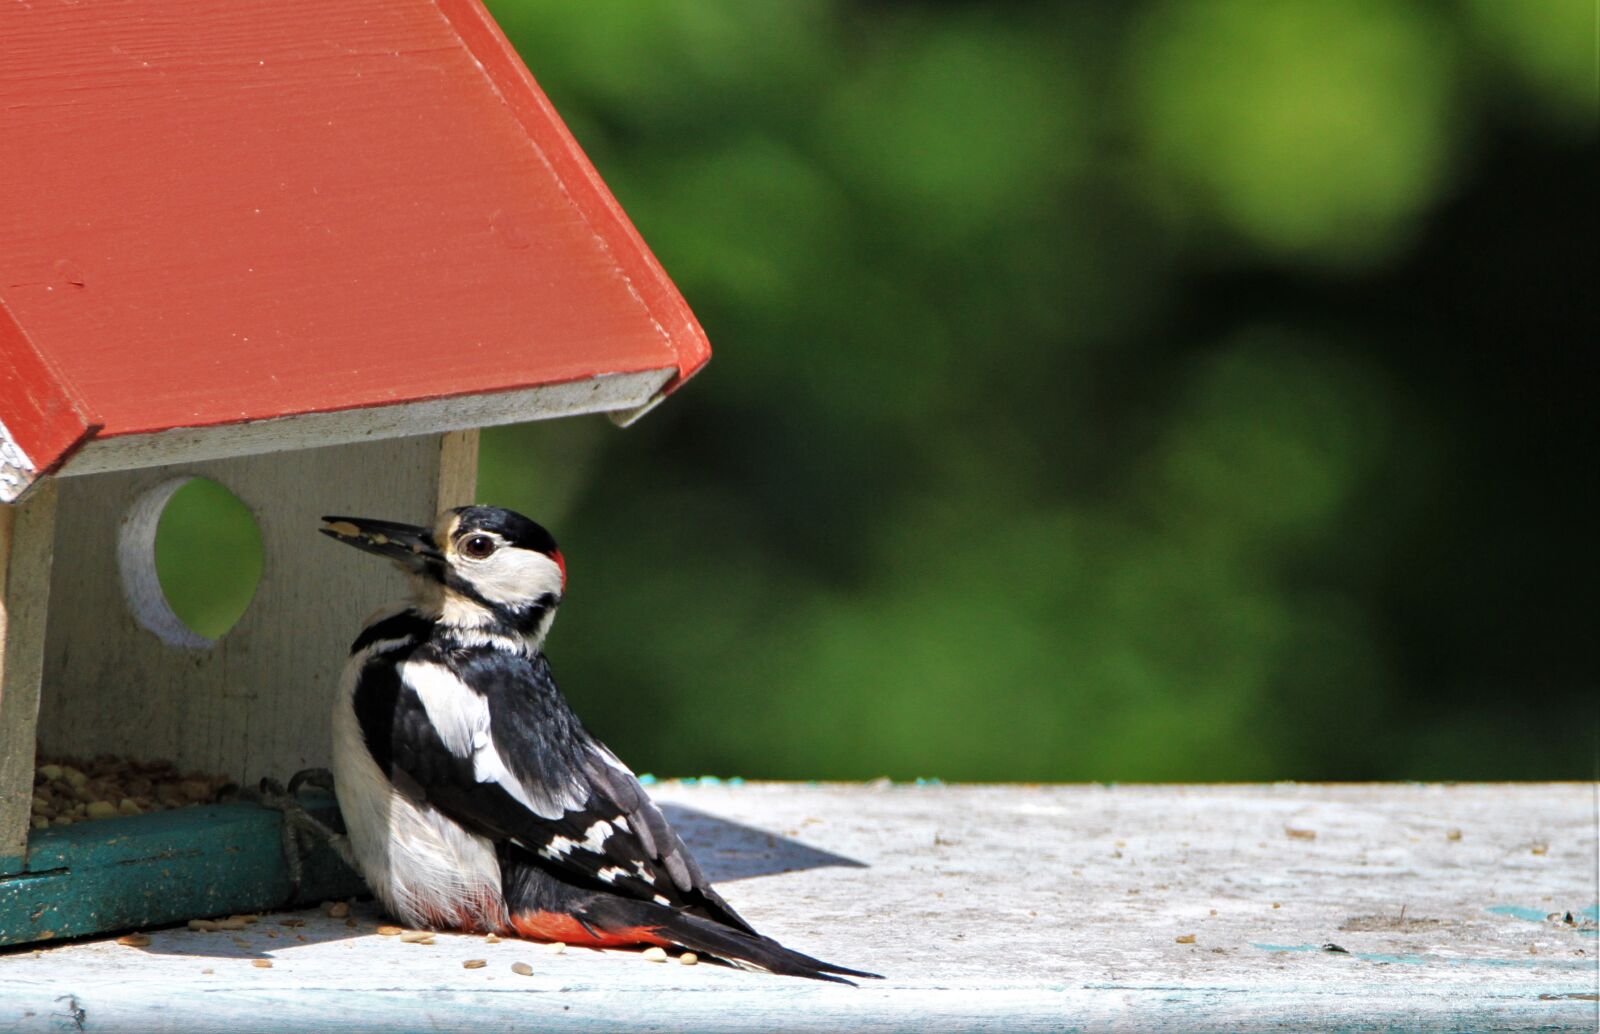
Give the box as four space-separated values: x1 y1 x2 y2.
0 782 1594 1032
0 483 55 869
57 370 668 481
36 431 474 785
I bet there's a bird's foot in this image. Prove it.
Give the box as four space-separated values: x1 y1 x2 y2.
245 776 356 900
287 767 336 797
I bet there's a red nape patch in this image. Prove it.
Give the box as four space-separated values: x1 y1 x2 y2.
549 550 567 590
510 910 666 948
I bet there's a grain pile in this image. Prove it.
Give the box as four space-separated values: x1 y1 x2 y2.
31 756 229 829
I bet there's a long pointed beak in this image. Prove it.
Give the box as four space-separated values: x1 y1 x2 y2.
321 515 442 571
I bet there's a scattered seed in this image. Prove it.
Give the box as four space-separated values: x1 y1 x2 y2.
377 925 403 937
463 959 487 969
117 933 151 947
1446 828 1462 841
642 946 668 963
1285 827 1316 840
279 919 307 929
1271 903 1282 909
484 933 501 944
188 919 218 932
1208 909 1218 916
1175 934 1196 944
201 968 214 975
545 941 566 954
400 930 435 944
252 959 273 969
511 962 534 976
679 952 699 966
324 901 350 918
1531 843 1549 856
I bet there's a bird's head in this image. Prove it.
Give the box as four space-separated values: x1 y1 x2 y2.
322 505 566 647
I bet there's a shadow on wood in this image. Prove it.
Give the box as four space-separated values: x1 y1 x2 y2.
658 803 868 883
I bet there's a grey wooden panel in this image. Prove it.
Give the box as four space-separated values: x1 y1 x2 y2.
35 433 472 784
0 483 56 865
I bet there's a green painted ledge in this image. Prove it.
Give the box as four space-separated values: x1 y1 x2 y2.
0 794 365 945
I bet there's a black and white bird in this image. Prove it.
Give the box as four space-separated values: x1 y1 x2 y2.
316 505 875 983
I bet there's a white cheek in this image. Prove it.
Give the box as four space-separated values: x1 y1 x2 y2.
468 552 564 606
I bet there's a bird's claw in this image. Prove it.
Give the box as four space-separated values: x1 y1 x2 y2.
244 775 355 902
287 767 336 797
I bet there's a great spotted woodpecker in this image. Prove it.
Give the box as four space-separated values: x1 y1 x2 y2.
316 506 875 983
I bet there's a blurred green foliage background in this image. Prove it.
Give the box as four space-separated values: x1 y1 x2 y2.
159 0 1595 782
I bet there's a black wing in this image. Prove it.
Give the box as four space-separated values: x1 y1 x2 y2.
353 645 752 933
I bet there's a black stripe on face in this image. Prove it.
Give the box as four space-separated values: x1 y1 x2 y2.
351 610 434 654
440 570 561 638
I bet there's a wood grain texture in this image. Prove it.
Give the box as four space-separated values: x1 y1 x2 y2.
0 484 56 868
34 433 468 784
0 0 708 476
0 782 1593 1031
54 369 670 482
436 430 480 512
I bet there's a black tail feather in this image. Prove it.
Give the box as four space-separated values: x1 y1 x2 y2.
591 897 882 985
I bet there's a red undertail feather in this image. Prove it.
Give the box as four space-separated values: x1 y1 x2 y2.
510 909 669 948
416 889 505 934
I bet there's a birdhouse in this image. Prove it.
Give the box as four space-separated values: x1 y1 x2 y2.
0 0 707 944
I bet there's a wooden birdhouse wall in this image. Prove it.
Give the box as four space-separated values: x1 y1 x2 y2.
28 432 476 790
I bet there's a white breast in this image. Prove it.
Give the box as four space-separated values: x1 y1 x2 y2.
331 647 508 933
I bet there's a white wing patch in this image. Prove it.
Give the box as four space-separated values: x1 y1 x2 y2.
538 820 614 861
399 660 582 820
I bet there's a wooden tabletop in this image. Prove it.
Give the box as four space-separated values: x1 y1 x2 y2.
1 782 1594 1032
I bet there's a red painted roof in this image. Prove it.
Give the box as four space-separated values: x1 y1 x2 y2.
0 0 708 489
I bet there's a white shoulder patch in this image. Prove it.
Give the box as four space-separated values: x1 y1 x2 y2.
402 661 483 758
399 660 582 821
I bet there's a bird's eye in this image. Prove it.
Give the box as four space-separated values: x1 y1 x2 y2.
461 535 496 559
